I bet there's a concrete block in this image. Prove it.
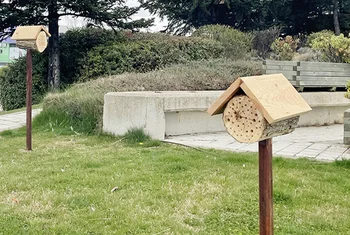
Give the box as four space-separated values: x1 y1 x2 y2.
103 91 350 140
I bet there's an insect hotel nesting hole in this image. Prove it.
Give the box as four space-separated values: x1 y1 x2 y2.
223 94 299 143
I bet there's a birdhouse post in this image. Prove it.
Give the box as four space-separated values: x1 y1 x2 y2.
208 74 311 235
11 26 51 151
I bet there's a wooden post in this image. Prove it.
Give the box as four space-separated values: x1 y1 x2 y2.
259 139 273 235
26 49 32 151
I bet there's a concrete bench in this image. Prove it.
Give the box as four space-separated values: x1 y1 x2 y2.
264 60 350 91
103 91 350 140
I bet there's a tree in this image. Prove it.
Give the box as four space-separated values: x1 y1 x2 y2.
141 0 350 35
0 0 153 90
334 0 341 35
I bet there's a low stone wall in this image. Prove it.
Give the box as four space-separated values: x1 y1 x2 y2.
103 91 350 140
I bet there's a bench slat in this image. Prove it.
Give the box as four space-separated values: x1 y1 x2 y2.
297 76 349 81
298 71 350 77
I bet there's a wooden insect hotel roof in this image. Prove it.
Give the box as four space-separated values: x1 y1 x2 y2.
11 26 51 40
207 74 312 124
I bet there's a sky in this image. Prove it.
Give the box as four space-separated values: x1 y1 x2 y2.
60 0 167 32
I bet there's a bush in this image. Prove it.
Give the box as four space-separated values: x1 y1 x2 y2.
309 33 350 63
0 53 47 110
60 28 126 85
252 27 281 58
306 30 335 46
270 36 299 61
192 24 253 59
79 37 224 81
35 59 262 134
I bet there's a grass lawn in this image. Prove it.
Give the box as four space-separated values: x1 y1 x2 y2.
0 130 350 234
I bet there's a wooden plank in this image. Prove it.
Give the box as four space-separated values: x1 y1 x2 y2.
298 66 350 72
299 61 350 69
298 81 346 86
207 78 242 115
263 65 296 71
266 70 297 76
297 76 349 81
240 74 312 124
264 60 299 66
298 71 350 77
12 26 50 40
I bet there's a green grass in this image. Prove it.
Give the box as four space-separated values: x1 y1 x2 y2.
1 130 350 234
0 104 42 116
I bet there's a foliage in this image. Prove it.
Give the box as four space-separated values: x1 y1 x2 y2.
270 36 299 61
0 0 152 89
123 127 151 144
1 131 350 233
141 0 349 35
0 53 47 111
252 27 281 58
306 30 335 46
309 33 350 63
37 59 262 134
79 37 224 81
345 80 350 99
59 28 126 85
192 25 253 59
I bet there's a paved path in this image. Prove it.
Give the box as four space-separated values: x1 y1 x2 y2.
165 125 350 162
0 109 42 132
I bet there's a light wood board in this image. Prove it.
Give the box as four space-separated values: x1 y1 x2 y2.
12 26 50 40
240 74 312 124
207 78 242 115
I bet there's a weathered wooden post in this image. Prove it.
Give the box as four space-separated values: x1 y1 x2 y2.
207 74 312 235
11 26 51 150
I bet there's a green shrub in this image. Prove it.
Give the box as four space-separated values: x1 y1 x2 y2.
306 30 334 46
79 38 224 81
270 36 299 61
60 27 126 85
192 24 253 59
252 27 281 58
36 59 262 134
310 33 350 63
0 53 47 110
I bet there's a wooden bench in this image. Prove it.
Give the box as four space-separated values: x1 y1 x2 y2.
263 60 350 91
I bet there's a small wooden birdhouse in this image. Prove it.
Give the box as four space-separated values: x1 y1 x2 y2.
11 26 51 53
208 74 312 143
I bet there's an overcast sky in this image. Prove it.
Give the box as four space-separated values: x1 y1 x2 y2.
60 0 167 32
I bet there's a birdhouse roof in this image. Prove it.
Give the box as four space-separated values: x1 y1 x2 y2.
207 74 312 124
11 26 51 40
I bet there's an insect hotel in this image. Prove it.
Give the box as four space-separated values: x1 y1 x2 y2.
208 74 312 143
11 25 50 151
11 25 51 53
208 74 312 235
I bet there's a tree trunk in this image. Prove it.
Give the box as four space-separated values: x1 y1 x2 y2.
48 0 60 90
333 0 341 35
